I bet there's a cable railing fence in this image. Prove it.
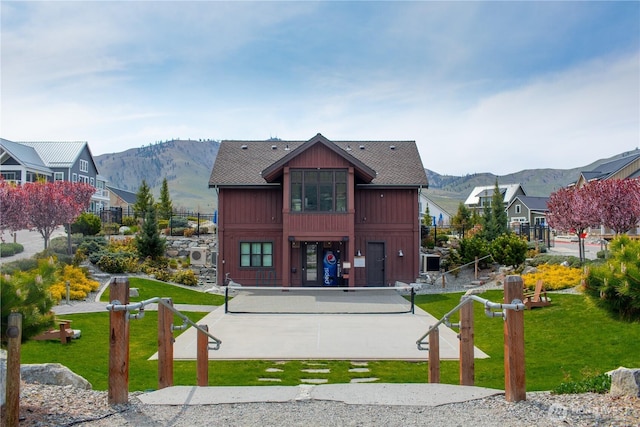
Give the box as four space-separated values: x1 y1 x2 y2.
416 275 527 402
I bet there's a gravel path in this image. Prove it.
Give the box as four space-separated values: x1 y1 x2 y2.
6 382 639 426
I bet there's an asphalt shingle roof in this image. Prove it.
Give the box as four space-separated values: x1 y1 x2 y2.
209 134 428 187
580 153 640 182
108 186 138 204
511 196 549 211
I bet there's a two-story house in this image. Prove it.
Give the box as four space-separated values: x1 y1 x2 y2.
208 133 428 287
0 139 110 213
464 183 526 215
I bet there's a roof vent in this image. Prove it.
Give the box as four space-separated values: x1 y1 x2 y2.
285 144 290 151
359 145 365 150
241 145 248 150
390 145 396 150
271 145 277 150
346 145 352 151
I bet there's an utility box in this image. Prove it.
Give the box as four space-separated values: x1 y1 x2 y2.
426 254 440 272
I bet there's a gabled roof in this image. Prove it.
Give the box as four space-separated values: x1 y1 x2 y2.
209 133 428 188
18 141 94 170
507 196 549 212
464 183 525 206
577 152 640 184
0 138 53 175
107 186 137 204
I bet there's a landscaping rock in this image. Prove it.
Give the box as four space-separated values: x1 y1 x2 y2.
608 367 640 398
20 363 92 390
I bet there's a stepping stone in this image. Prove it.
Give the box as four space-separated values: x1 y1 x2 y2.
348 368 370 373
301 368 330 374
303 362 327 366
350 361 369 366
258 378 282 382
274 361 287 365
300 378 328 384
265 368 283 373
350 378 379 383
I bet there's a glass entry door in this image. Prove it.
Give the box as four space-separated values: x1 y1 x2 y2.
302 243 319 286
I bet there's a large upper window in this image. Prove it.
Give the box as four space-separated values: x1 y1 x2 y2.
290 169 347 212
240 242 273 268
80 159 89 172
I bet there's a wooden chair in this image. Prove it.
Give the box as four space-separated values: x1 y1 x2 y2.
523 279 551 309
32 319 78 344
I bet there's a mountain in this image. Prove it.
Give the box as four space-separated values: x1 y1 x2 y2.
95 139 220 212
95 139 636 214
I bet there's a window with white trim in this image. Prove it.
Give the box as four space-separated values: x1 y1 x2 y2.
80 159 89 172
515 204 521 214
54 172 64 181
72 173 78 182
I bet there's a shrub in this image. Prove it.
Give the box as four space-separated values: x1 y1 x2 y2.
122 216 138 227
490 233 529 267
168 258 179 269
0 242 24 257
459 236 491 267
183 228 195 237
528 254 584 268
0 258 38 275
158 219 169 230
171 227 186 236
49 265 100 302
173 269 198 286
522 264 583 290
70 212 102 236
583 235 640 321
552 372 611 395
79 236 109 259
102 223 120 235
96 252 139 274
170 216 188 228
200 227 209 234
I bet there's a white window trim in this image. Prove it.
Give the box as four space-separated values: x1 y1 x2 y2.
80 159 89 172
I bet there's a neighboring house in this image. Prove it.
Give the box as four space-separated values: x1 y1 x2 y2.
506 195 549 226
0 139 110 213
573 150 640 188
463 183 526 214
208 133 429 287
0 138 53 183
419 193 451 226
108 186 137 212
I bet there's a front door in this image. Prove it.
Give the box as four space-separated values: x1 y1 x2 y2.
366 242 385 286
302 242 320 286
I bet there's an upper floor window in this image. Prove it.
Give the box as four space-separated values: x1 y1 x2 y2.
80 159 89 172
515 204 521 214
240 242 273 268
290 169 347 213
54 172 64 181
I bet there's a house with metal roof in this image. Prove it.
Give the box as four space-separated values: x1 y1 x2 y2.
208 133 428 287
574 150 640 188
0 139 110 213
463 183 526 214
506 195 549 226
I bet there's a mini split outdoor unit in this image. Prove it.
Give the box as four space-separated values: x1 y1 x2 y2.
189 248 208 266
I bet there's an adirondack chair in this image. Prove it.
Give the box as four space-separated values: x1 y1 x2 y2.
523 279 551 309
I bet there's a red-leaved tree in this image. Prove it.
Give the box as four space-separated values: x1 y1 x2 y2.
546 185 600 262
0 179 28 241
20 181 96 249
586 178 640 235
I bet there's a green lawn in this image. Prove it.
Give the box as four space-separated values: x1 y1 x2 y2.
19 283 640 392
99 277 225 306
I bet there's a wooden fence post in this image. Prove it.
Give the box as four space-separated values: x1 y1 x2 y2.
108 277 130 405
197 324 209 386
504 275 526 402
428 327 440 383
158 298 174 389
6 312 22 427
459 299 474 386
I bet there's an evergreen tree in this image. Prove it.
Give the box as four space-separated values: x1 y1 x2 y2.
482 180 508 241
451 202 472 237
136 206 166 260
157 178 173 220
133 180 154 220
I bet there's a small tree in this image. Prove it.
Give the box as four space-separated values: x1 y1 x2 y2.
547 186 599 263
587 179 640 235
482 180 508 241
0 179 27 238
13 181 95 249
136 206 166 260
490 233 528 267
133 180 154 220
451 203 472 237
157 178 173 221
69 212 102 236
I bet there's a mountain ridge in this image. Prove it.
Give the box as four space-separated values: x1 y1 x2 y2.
95 140 637 214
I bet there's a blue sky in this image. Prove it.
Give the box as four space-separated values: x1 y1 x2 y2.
2 1 638 176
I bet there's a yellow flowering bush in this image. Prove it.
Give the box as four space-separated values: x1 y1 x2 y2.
49 265 100 302
522 264 583 291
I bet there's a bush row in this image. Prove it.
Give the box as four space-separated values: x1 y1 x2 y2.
0 242 25 257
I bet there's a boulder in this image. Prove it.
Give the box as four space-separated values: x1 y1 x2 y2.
608 367 640 398
20 363 92 390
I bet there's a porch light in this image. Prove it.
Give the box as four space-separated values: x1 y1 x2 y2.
356 250 362 257
398 250 404 257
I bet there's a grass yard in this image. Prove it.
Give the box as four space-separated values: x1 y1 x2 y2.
98 277 225 305
19 282 640 392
